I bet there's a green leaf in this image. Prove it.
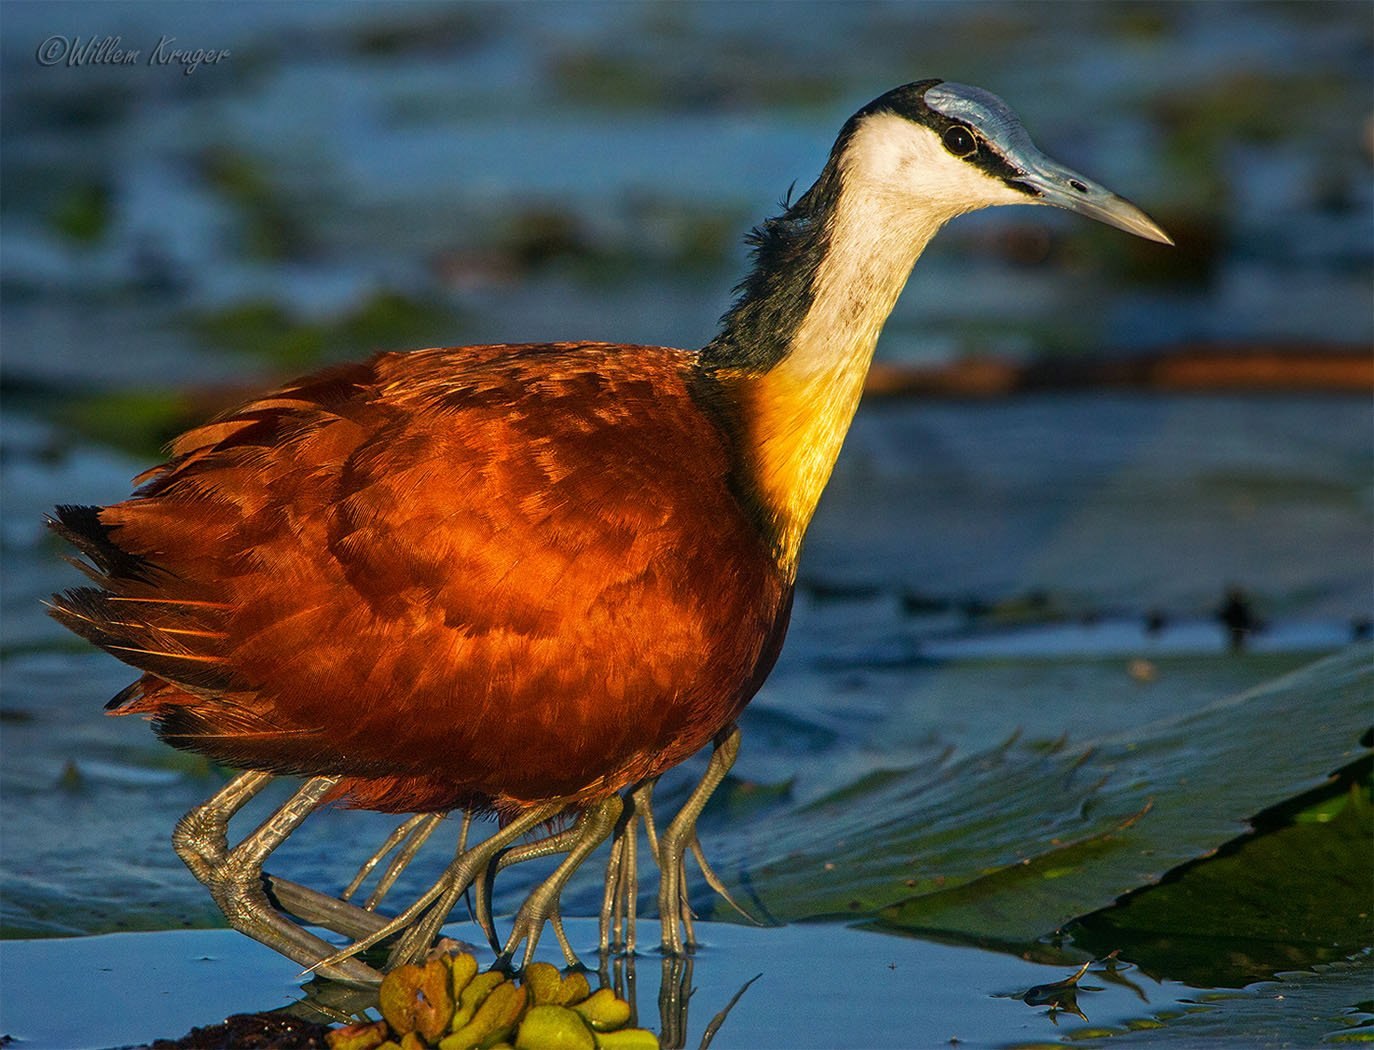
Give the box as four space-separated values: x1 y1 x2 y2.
704 645 1372 945
1067 771 1373 986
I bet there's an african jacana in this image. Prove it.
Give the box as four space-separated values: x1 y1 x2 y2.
49 79 1170 982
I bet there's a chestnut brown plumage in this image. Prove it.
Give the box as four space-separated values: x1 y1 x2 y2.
49 80 1169 982
53 344 790 813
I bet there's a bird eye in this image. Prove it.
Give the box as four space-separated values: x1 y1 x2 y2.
942 125 977 158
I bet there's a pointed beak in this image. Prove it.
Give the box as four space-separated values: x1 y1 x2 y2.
1014 155 1174 246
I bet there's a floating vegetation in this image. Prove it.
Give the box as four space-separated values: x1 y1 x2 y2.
327 954 657 1050
1068 759 1374 987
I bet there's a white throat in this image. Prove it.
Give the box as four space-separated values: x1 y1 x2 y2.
731 112 1023 570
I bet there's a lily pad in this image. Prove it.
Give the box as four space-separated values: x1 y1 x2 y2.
703 645 1372 945
1067 766 1372 986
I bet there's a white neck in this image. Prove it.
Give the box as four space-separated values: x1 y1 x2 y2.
728 112 1009 570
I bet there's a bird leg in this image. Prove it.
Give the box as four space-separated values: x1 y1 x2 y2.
600 779 656 954
370 811 458 911
495 794 624 970
471 785 654 960
384 801 572 968
266 811 457 944
656 724 742 954
467 777 663 962
308 801 564 974
258 722 748 977
604 763 754 957
340 812 434 903
172 771 381 986
475 819 583 951
341 811 451 911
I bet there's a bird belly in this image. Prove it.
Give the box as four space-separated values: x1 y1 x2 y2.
294 555 793 813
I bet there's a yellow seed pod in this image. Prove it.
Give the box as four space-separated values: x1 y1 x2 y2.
592 1028 660 1050
379 964 425 1035
449 953 480 1004
521 962 564 1006
521 964 592 1008
462 970 508 1012
514 1005 597 1050
449 970 508 1033
398 1033 428 1050
571 988 632 1032
559 972 592 1006
416 958 457 1041
443 981 528 1050
377 958 455 1041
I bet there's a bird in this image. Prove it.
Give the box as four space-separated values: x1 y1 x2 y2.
48 79 1170 983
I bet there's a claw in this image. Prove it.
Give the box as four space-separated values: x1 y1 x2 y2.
689 836 761 926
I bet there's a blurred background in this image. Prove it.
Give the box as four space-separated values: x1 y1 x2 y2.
1 0 1370 971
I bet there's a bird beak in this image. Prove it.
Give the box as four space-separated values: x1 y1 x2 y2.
1014 156 1174 246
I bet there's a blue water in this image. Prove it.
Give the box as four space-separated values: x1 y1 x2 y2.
0 921 1221 1049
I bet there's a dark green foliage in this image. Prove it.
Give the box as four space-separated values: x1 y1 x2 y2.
1069 767 1373 987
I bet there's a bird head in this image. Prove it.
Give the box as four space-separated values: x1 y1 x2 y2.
833 79 1173 245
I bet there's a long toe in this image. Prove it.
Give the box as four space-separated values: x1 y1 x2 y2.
497 896 558 971
497 795 623 970
373 801 567 970
267 875 395 942
211 866 382 986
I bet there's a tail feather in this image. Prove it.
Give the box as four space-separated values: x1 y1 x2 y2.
104 679 147 711
47 505 156 585
48 587 234 694
154 704 335 777
103 646 234 693
100 677 330 778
